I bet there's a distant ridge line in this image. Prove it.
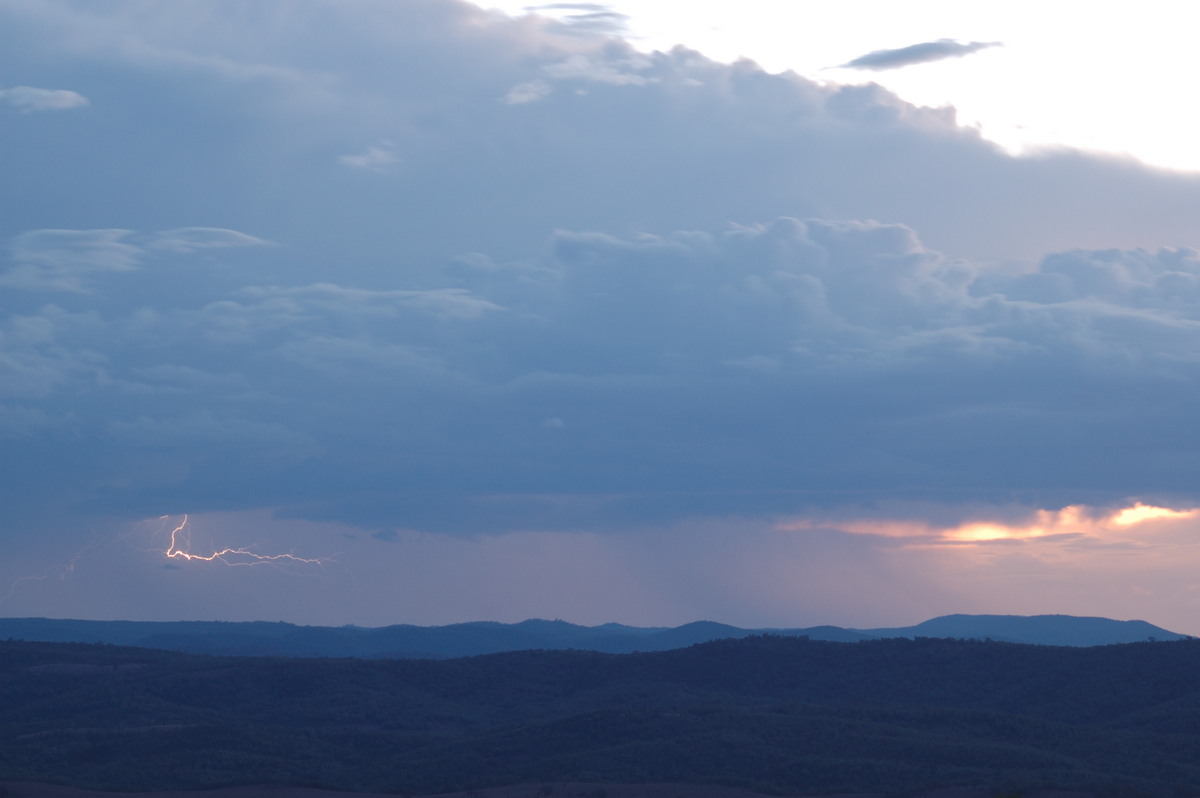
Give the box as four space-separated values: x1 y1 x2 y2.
0 613 1188 658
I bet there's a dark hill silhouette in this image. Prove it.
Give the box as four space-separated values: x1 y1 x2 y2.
0 614 1186 658
3 635 1200 795
875 613 1182 646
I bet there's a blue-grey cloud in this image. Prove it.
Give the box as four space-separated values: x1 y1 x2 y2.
337 142 400 171
839 39 1002 71
2 229 140 292
1 0 1200 558
5 215 1200 539
1 227 269 292
147 228 273 254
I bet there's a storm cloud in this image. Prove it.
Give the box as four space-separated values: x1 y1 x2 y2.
6 216 1200 534
3 0 1200 627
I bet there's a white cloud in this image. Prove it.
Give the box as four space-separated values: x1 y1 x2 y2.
337 143 400 171
147 227 273 254
503 80 553 104
0 85 89 112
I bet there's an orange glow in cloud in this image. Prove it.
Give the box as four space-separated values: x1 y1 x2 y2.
1110 503 1199 526
942 505 1092 543
779 502 1199 545
949 523 1021 542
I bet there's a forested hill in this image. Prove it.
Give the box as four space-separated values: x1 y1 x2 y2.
3 635 1200 795
0 613 1186 658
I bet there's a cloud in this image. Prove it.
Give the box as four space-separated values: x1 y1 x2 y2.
0 305 109 399
106 411 315 450
0 85 89 112
780 503 1200 548
503 80 553 104
2 1 1197 271
4 1 1200 629
504 50 654 102
146 228 273 254
10 229 140 272
0 405 56 438
1 227 271 292
541 52 653 85
2 229 141 292
524 3 631 36
338 142 400 171
234 283 503 321
839 39 1002 71
8 215 1200 537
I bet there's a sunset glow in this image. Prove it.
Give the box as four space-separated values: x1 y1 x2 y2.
779 503 1200 545
1110 503 1199 527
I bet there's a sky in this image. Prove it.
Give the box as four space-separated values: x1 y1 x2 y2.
4 0 1200 634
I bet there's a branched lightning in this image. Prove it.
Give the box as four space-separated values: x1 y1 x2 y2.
161 514 329 567
1 514 331 610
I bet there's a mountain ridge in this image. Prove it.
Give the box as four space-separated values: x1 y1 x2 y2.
0 613 1187 658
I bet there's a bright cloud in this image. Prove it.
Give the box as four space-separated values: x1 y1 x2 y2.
1110 503 1199 526
781 503 1200 547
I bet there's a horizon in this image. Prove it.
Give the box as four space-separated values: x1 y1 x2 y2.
5 1 1200 635
0 610 1191 640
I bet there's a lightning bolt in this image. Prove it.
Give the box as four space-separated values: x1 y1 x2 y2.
160 514 329 567
1 515 331 610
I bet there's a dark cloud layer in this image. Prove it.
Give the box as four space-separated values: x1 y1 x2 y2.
2 0 1200 552
5 215 1200 538
839 39 1002 71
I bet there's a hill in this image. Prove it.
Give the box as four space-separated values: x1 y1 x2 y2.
0 614 1186 658
3 635 1200 795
